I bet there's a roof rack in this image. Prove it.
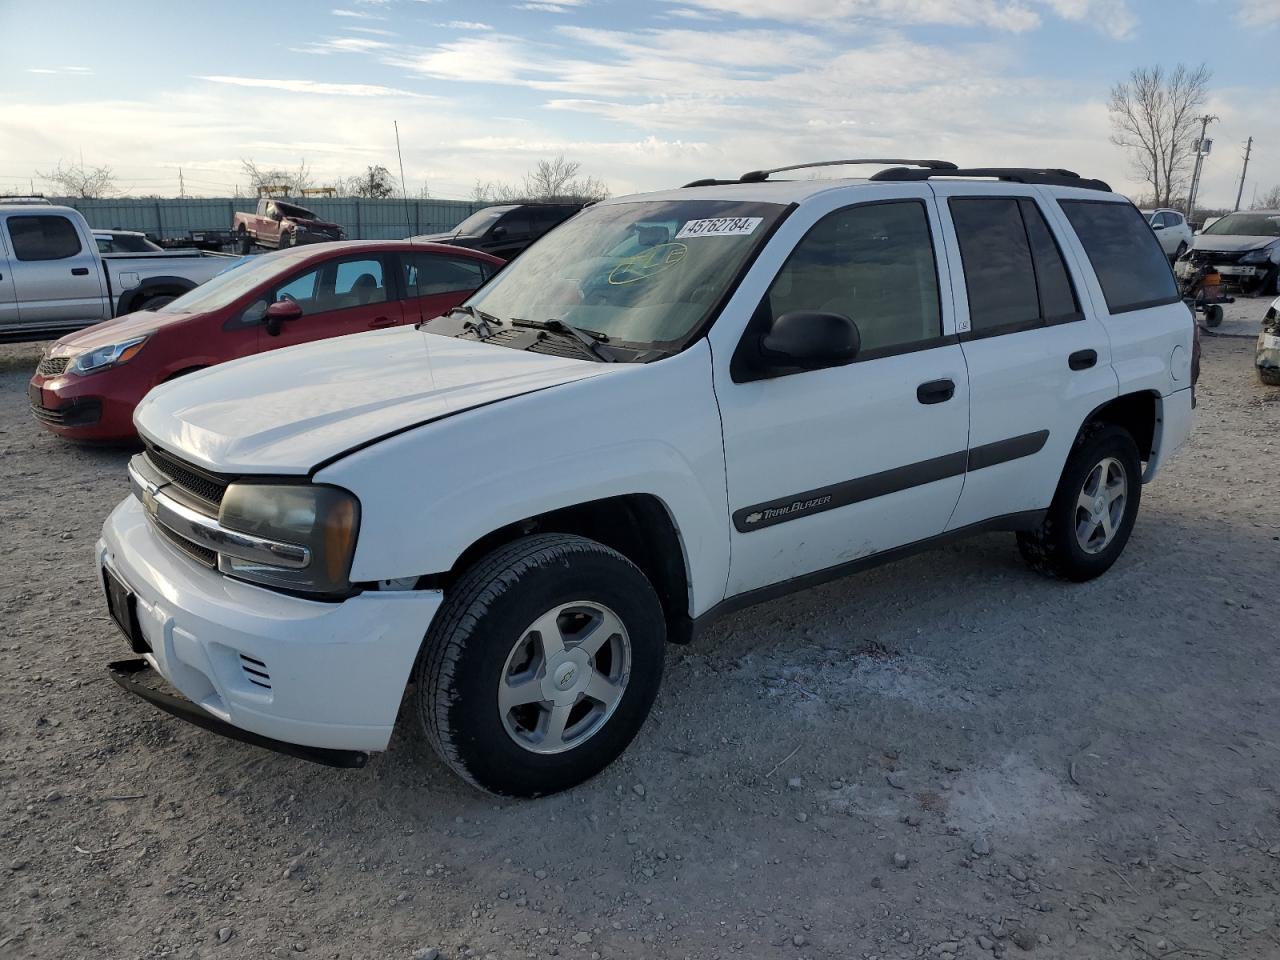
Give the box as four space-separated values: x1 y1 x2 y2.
869 166 1112 192
0 194 52 205
682 158 956 189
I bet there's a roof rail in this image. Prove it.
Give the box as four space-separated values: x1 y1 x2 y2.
869 166 1112 192
738 159 956 184
0 194 52 205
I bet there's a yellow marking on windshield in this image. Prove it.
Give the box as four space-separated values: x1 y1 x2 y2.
608 242 688 285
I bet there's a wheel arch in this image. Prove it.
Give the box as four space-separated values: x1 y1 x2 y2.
421 493 696 644
116 276 196 315
1078 390 1159 463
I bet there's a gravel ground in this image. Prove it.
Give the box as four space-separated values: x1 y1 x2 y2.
1 296 1278 960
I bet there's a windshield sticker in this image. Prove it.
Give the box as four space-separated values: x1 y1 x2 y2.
608 242 687 285
675 217 763 239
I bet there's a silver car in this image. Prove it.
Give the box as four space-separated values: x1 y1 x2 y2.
1141 208 1193 260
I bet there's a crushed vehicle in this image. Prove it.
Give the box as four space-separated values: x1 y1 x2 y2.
1176 210 1280 297
233 199 345 253
31 241 501 440
99 160 1195 796
0 201 241 342
1259 295 1280 386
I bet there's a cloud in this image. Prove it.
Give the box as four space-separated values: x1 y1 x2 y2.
27 66 93 75
331 7 384 18
436 20 493 30
667 0 1136 36
197 75 430 98
1236 0 1280 26
298 36 393 54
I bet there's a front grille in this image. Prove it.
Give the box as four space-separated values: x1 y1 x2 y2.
239 654 272 690
37 356 69 376
29 398 101 427
144 445 230 508
1190 249 1244 265
156 521 217 567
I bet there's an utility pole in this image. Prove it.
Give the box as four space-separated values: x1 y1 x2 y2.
1233 137 1252 212
1185 114 1218 219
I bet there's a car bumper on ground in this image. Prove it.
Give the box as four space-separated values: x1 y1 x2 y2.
28 371 138 440
98 495 442 754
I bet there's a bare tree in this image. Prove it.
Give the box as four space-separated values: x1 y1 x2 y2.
1108 64 1211 208
37 158 116 198
342 165 398 199
240 158 314 197
472 155 610 203
1253 185 1280 210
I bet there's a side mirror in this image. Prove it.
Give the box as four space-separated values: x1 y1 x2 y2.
1152 223 1165 231
759 311 860 371
490 225 508 240
264 299 303 336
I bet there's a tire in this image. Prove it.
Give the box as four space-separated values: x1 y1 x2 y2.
237 228 252 255
1204 304 1223 328
1017 424 1143 583
1260 367 1280 387
415 533 666 797
278 230 293 249
138 294 175 311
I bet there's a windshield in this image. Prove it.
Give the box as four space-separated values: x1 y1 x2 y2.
463 199 786 349
1203 213 1280 238
452 206 513 236
276 202 317 220
155 254 281 313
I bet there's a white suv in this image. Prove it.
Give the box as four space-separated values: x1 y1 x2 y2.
1141 207 1193 260
99 160 1196 796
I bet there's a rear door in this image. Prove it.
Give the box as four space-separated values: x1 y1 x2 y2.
2 211 108 331
250 253 403 352
930 184 1118 529
398 250 494 323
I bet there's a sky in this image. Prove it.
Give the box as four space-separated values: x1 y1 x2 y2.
0 0 1276 207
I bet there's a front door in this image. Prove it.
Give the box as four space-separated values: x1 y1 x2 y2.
713 190 971 598
252 254 403 352
929 184 1117 529
2 212 108 331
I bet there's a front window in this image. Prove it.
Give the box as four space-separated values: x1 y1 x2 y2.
450 198 787 353
1202 213 1280 238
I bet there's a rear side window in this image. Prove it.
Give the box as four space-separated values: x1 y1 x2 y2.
7 215 83 261
1059 200 1179 313
404 252 488 296
949 197 1079 334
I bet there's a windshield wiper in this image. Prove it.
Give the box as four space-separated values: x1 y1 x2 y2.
510 318 614 362
429 304 504 338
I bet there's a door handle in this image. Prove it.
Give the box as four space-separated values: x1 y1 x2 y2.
916 379 955 405
1068 349 1098 371
71 267 89 276
368 316 396 328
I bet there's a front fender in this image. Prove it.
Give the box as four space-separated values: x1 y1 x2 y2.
315 342 731 617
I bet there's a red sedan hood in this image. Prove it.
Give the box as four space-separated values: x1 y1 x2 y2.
47 309 201 355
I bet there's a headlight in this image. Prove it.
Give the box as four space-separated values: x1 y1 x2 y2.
1239 242 1278 265
218 484 360 595
68 335 149 375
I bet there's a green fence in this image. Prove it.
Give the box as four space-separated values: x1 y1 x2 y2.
54 196 486 241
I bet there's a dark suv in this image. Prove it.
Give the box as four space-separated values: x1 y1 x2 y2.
415 202 585 260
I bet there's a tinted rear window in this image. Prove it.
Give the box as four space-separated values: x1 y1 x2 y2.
1059 200 1179 313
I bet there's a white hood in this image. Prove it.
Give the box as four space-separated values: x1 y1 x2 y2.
134 326 614 473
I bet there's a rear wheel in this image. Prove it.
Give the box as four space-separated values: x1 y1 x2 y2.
237 228 252 255
415 534 666 796
138 294 176 311
1260 367 1280 387
1017 425 1142 582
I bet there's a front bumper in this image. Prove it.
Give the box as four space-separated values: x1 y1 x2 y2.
1176 259 1269 281
29 371 137 440
99 495 443 753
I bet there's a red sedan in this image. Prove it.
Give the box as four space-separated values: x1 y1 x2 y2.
29 241 503 441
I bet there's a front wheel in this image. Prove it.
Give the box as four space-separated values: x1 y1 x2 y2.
1017 425 1142 582
138 294 175 311
415 534 666 796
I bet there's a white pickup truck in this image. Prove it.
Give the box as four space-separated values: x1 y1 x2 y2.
0 201 240 342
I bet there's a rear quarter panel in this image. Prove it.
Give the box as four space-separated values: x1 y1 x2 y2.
315 340 731 617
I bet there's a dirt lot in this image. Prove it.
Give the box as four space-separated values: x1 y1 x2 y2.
1 302 1278 960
